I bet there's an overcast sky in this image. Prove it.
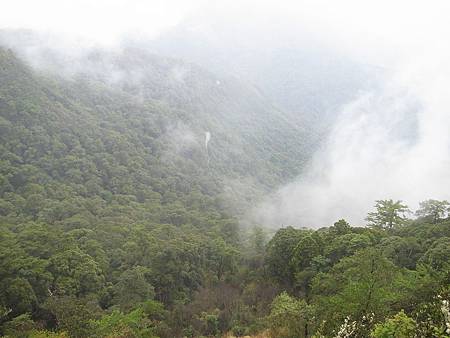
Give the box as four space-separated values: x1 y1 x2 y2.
1 0 449 55
0 0 203 44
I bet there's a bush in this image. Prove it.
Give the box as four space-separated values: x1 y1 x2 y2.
371 311 417 338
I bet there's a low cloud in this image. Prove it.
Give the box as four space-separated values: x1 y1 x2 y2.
251 53 450 228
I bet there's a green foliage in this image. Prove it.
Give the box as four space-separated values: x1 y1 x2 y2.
416 199 450 223
419 238 450 271
0 277 37 315
1 313 37 337
199 309 220 336
291 235 321 270
43 296 101 338
1 46 450 338
47 248 104 296
371 311 417 338
28 331 69 338
265 227 310 286
90 308 159 338
0 46 250 336
311 248 402 334
113 266 155 311
267 292 312 338
324 232 372 263
331 219 352 235
366 199 410 229
379 236 422 269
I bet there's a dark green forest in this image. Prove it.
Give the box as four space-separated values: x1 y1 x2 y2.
1 46 450 338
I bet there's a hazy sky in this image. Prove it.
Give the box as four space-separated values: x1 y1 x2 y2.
2 0 450 71
0 0 201 44
2 0 449 52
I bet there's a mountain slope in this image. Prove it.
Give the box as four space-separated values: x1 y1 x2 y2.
143 26 382 141
0 42 313 336
0 45 243 330
60 46 312 186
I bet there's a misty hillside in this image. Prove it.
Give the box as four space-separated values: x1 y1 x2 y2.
0 8 449 338
0 29 319 184
0 39 314 220
146 26 382 136
0 41 316 337
0 44 249 335
55 46 313 185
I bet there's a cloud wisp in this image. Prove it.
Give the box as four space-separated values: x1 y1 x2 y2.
251 46 450 228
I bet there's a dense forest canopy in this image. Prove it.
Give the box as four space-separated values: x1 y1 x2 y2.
1 7 450 337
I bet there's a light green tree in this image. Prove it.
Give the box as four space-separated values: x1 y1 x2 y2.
416 199 450 223
371 310 417 338
366 200 409 229
267 291 313 338
312 248 401 335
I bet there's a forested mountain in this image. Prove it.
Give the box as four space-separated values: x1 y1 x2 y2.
0 29 312 183
0 41 302 337
1 34 450 338
144 25 382 137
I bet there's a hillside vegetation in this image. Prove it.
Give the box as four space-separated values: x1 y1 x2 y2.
0 46 449 337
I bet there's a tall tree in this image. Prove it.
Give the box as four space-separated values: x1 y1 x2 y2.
311 248 402 335
366 199 409 229
265 227 310 286
267 291 313 338
415 199 450 223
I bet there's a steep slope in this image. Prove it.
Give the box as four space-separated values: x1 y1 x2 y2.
0 42 311 336
0 29 315 187
0 47 220 227
0 46 247 330
143 25 382 140
58 46 311 186
0 41 312 221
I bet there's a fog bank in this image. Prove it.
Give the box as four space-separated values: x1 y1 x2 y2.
251 51 450 227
